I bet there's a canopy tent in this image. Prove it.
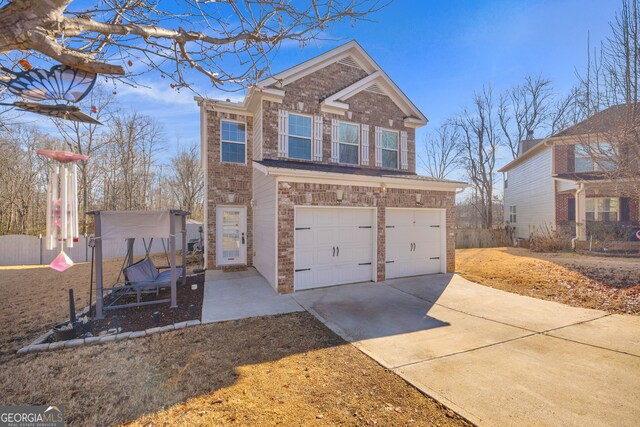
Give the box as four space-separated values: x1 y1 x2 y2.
88 210 189 319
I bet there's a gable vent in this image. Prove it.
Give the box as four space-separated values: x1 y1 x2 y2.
364 83 386 96
337 55 362 69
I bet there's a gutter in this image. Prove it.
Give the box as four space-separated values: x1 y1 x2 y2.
571 183 585 250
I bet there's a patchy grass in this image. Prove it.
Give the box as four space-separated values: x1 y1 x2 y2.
0 263 468 426
457 247 640 314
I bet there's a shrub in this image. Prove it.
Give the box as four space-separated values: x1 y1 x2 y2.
529 224 573 252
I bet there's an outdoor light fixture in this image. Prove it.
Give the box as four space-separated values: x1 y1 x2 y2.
380 184 387 193
346 111 353 119
416 193 422 205
227 193 236 203
389 119 394 127
336 189 344 203
297 101 304 111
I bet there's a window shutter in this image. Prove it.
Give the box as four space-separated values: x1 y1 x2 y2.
374 126 382 167
313 115 323 161
330 119 339 163
278 110 289 157
361 124 369 166
620 197 630 222
568 198 576 221
400 130 408 169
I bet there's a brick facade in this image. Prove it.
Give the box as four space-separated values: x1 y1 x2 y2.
554 144 574 174
205 110 253 270
204 48 459 291
261 62 416 173
276 182 455 293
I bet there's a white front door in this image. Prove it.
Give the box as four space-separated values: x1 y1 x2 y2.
294 207 375 291
385 208 445 279
216 206 246 265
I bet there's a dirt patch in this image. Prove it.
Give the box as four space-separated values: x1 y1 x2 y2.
0 313 469 427
0 254 189 362
456 247 640 314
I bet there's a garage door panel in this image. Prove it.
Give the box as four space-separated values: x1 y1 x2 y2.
295 207 375 291
385 209 444 280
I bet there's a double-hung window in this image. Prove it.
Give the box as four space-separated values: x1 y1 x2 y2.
338 122 359 165
575 143 616 172
381 129 399 168
509 206 516 223
221 120 246 164
288 114 312 160
585 197 619 221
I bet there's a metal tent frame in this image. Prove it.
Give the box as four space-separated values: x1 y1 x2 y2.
88 210 189 319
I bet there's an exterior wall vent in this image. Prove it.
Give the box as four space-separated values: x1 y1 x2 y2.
364 83 386 96
337 55 362 69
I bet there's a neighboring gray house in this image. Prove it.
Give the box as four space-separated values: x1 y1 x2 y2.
196 41 466 293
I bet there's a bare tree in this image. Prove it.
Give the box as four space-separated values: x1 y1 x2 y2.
498 76 555 159
0 0 386 89
53 84 115 233
453 86 501 229
419 123 460 179
169 143 204 220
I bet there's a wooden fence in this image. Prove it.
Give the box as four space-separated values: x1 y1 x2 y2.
455 228 510 249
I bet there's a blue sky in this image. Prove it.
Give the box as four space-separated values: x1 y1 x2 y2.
17 0 622 173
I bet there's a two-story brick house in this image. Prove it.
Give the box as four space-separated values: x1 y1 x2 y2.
197 41 466 293
500 104 640 243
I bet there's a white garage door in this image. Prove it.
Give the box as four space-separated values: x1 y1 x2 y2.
385 208 444 279
295 207 375 291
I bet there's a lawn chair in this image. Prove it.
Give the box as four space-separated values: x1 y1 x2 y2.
123 257 183 303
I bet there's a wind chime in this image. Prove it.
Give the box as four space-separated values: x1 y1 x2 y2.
0 59 101 270
37 150 90 271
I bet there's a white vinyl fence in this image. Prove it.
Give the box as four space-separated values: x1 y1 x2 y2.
0 234 185 266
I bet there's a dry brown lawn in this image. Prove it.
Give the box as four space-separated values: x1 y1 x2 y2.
457 247 640 314
0 263 468 427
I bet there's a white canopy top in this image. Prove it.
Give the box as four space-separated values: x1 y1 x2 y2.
98 211 180 240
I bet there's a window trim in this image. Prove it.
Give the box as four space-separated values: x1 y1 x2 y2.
574 143 616 172
287 112 313 161
337 120 360 165
380 128 399 169
220 118 247 165
585 197 619 222
509 205 516 223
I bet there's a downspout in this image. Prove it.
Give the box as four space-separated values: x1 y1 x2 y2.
199 98 209 269
572 183 585 250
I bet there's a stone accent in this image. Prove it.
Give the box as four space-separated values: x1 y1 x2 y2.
276 182 456 293
205 110 253 269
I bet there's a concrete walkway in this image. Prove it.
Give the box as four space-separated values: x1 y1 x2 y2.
201 268 303 323
292 274 640 427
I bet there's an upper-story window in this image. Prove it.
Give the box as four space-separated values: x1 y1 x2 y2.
338 122 359 165
575 143 615 172
381 129 399 168
221 120 246 164
288 113 312 160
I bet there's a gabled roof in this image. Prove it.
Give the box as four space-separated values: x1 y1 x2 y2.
198 41 428 126
498 138 551 172
552 103 638 138
259 41 428 126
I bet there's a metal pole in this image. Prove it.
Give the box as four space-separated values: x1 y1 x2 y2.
94 213 104 319
181 214 187 283
170 212 177 308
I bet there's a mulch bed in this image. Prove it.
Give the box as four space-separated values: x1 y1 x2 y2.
90 273 205 335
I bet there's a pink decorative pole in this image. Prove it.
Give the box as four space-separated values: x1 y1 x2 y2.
37 150 89 272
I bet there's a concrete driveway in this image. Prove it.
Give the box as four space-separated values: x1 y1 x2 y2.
292 274 640 427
